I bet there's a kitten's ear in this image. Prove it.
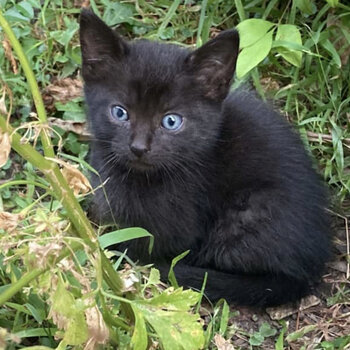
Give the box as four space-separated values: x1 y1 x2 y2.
80 9 128 81
186 30 239 100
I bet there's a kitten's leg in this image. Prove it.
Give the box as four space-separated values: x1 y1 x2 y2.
159 264 309 306
160 190 329 306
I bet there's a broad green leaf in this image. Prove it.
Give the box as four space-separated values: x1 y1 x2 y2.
4 8 30 22
249 332 264 346
236 19 274 48
103 2 136 26
16 1 34 19
131 305 148 350
146 287 200 310
236 30 273 78
259 322 277 337
142 267 161 292
134 306 204 350
321 335 350 349
63 312 88 346
50 278 88 346
50 18 79 47
132 288 204 350
326 0 338 7
272 40 308 52
275 24 303 67
160 27 175 40
51 278 76 318
98 227 154 254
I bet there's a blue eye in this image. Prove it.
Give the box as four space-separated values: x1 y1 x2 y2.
111 105 129 121
161 114 183 131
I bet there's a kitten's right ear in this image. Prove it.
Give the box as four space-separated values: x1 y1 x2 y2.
80 9 128 81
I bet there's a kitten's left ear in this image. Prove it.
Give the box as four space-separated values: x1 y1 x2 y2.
80 9 128 81
186 30 239 100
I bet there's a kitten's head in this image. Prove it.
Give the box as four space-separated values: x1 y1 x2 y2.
80 9 239 174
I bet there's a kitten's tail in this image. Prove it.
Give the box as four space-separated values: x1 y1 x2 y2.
163 264 311 306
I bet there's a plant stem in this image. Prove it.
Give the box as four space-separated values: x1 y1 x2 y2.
0 9 54 159
0 115 123 298
0 269 45 306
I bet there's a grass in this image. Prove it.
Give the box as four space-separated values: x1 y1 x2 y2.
0 0 349 349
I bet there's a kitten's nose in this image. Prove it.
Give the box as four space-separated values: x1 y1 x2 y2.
130 141 149 158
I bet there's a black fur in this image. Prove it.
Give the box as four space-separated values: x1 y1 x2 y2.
80 9 331 306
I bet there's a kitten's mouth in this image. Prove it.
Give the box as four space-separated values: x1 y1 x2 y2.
128 159 154 171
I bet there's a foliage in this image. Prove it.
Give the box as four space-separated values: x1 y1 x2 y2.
0 0 349 349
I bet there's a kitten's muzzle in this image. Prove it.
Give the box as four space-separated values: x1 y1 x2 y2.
130 142 150 158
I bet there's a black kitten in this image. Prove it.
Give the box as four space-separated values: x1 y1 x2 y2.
80 9 331 306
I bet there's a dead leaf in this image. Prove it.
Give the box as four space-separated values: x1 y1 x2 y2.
28 241 62 267
48 117 91 137
0 211 22 232
0 90 7 115
1 37 18 74
119 265 139 292
213 333 235 350
0 131 10 167
327 261 348 273
60 162 92 196
43 78 83 110
266 295 321 320
84 305 109 350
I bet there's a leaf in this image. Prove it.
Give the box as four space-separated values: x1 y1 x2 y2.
4 7 30 22
236 30 273 78
213 333 234 350
0 131 11 168
46 158 92 196
54 100 86 122
160 27 175 40
60 162 92 196
98 227 154 254
322 40 341 67
218 299 230 336
330 121 344 174
275 24 303 67
103 2 136 26
50 18 79 47
249 332 265 346
236 19 274 48
168 250 190 288
0 211 22 232
286 324 317 342
131 305 148 350
49 278 88 346
326 0 339 7
275 320 287 350
132 288 205 350
146 287 201 310
13 328 58 339
16 1 34 19
259 322 277 337
63 312 88 345
142 267 161 292
294 0 316 15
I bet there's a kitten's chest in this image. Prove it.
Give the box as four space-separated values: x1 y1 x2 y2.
93 173 208 260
